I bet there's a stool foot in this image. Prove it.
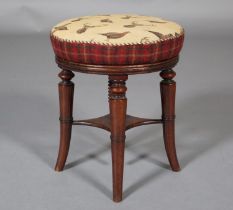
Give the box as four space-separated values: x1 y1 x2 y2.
160 69 181 172
55 123 73 172
55 69 74 171
109 75 128 202
111 141 125 202
162 121 181 172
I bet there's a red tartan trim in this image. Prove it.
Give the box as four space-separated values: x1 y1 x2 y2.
50 33 184 65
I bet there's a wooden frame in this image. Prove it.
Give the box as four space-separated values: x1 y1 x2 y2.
56 55 179 75
54 56 180 202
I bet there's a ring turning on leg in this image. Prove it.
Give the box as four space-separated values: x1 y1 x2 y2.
55 69 74 171
108 75 128 202
160 69 181 172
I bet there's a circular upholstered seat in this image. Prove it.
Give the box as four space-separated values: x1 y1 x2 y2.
50 14 185 202
50 14 184 65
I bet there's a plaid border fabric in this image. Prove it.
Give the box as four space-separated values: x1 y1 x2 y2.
50 33 184 65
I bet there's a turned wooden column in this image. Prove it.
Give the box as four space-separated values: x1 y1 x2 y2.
108 75 128 202
160 69 180 171
55 69 75 171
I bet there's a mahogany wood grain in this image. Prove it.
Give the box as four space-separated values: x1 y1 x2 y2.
56 56 179 75
160 69 180 171
125 115 162 130
72 114 162 131
53 57 182 202
55 69 74 171
108 75 128 202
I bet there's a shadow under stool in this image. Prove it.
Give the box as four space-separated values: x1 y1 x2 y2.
50 14 185 202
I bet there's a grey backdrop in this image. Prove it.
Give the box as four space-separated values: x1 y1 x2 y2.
0 1 233 210
1 0 233 37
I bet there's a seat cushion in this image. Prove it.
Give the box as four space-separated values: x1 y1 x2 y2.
50 14 184 65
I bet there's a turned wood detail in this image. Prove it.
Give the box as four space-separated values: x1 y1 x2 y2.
108 75 128 100
58 69 75 84
55 69 74 171
108 75 128 202
58 69 74 124
160 69 176 121
160 69 180 171
53 57 182 202
108 75 128 143
160 68 176 82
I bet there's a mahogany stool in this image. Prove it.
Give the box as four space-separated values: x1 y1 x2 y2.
50 14 184 202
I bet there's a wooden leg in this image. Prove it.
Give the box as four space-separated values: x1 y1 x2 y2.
160 69 181 172
108 75 128 202
55 69 74 172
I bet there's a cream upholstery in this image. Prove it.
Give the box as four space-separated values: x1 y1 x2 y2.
51 14 184 45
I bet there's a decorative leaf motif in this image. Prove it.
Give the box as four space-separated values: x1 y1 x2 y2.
148 31 174 40
71 18 84 22
76 26 87 34
76 24 107 34
101 18 113 23
100 32 130 39
124 25 135 28
54 26 68 30
148 31 164 39
84 24 96 28
52 23 70 35
163 34 174 39
147 20 167 24
140 37 150 43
